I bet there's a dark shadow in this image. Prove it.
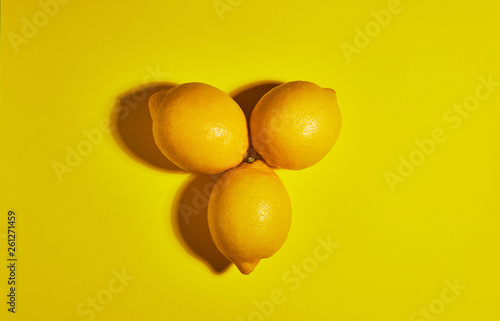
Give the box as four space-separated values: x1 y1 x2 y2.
111 82 185 173
230 80 284 145
172 174 231 274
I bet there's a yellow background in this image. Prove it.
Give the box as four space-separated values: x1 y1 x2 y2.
1 0 499 320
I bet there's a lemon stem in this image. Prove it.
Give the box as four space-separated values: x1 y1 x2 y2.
245 147 258 163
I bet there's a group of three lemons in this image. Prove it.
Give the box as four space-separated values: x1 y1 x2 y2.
149 81 342 274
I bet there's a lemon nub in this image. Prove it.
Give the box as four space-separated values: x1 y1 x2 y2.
235 260 261 275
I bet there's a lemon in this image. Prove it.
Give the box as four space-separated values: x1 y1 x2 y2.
208 160 292 274
250 81 342 170
149 82 249 174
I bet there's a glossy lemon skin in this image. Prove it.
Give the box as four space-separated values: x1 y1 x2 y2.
208 160 292 274
250 81 342 170
149 82 249 174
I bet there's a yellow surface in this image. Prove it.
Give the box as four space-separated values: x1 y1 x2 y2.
1 0 499 320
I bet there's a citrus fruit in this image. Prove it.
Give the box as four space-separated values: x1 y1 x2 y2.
208 160 292 274
250 81 342 170
149 82 249 174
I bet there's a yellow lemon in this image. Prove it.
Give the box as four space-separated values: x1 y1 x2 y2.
149 82 249 174
250 81 342 170
208 160 292 274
